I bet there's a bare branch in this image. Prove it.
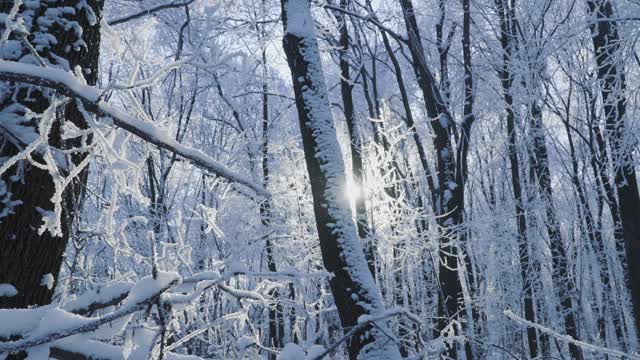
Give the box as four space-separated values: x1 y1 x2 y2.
107 0 196 26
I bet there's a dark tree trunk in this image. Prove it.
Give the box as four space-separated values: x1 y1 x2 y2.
397 0 472 356
260 45 285 357
495 1 539 357
279 1 400 358
336 0 375 277
457 1 479 357
0 0 104 309
529 100 583 359
587 0 640 340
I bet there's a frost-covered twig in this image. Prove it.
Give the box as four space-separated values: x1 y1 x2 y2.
0 265 316 357
504 310 640 359
0 60 267 197
107 0 197 26
321 3 407 45
0 104 55 178
0 0 23 45
306 309 411 360
113 55 196 91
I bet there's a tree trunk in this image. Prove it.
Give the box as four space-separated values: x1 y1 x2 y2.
529 99 583 359
397 0 471 356
279 1 401 358
259 43 285 357
0 0 104 309
495 1 539 357
336 0 375 276
457 1 479 357
587 0 640 340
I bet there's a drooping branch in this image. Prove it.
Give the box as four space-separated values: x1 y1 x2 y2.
0 273 179 354
504 310 640 360
0 60 268 197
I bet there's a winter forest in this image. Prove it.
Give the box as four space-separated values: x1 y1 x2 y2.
2 0 640 358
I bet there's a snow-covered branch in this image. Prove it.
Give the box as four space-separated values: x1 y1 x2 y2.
504 310 640 359
0 273 178 354
0 60 267 197
0 268 307 356
306 309 413 360
63 282 134 316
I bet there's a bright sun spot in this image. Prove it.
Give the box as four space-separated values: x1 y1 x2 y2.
345 178 362 208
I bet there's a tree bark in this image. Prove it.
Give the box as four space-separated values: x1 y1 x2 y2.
0 0 104 309
587 0 640 340
397 0 472 356
495 1 539 357
279 1 401 358
260 40 285 357
336 0 375 276
529 100 583 359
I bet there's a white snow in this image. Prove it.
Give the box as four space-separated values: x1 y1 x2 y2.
40 273 54 290
165 353 204 360
63 281 134 314
0 307 48 338
236 335 255 350
284 0 314 36
306 345 325 359
0 284 17 297
277 343 305 360
53 336 125 360
29 308 92 339
122 272 179 308
25 344 49 360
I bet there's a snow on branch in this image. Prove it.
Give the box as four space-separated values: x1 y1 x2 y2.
0 60 268 197
50 335 205 360
0 268 311 356
305 308 420 360
50 336 125 360
504 310 640 359
0 272 179 354
63 281 134 316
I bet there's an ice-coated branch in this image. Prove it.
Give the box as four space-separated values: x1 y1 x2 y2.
50 336 205 360
0 268 303 354
0 60 267 197
306 310 410 360
504 310 640 359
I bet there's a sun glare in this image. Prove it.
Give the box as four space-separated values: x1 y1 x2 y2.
345 178 362 207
